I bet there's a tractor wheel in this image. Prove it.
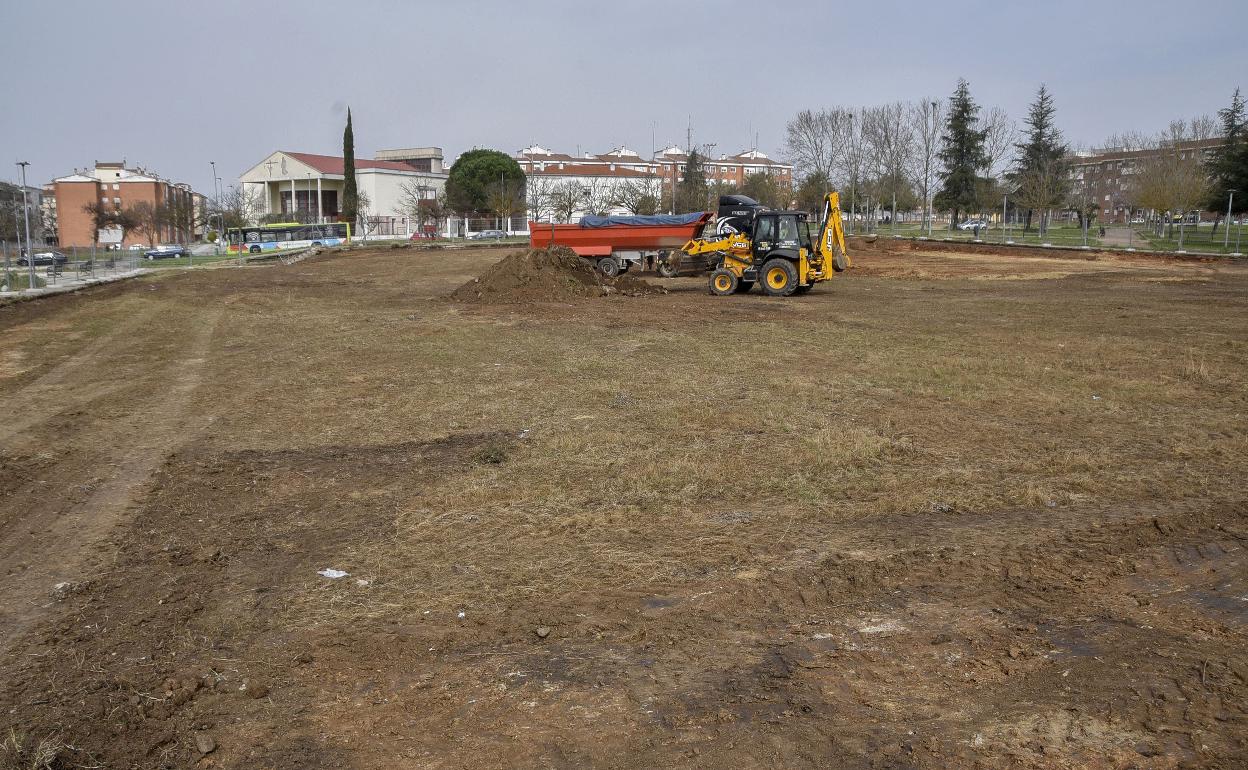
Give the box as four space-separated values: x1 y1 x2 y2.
760 258 799 296
709 268 738 296
597 257 620 277
735 279 755 294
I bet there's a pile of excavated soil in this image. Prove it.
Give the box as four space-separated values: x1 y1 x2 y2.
450 247 664 303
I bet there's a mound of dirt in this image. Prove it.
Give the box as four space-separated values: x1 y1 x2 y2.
451 247 664 303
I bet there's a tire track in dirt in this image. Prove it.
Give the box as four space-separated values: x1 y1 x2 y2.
0 304 225 653
0 306 156 444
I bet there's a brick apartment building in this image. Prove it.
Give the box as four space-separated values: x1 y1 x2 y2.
651 145 793 191
48 161 199 248
1068 138 1225 224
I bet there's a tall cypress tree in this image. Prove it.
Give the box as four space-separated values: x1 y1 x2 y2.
934 80 988 228
1009 85 1069 232
1204 88 1248 223
341 108 358 226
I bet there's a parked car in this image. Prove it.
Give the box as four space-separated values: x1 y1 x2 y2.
957 219 989 231
144 244 186 260
16 251 68 267
468 230 506 240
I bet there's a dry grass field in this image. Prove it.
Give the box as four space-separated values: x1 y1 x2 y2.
0 242 1246 769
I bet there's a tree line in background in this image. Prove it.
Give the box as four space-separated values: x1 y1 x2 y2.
81 197 199 247
783 82 1248 239
178 87 1248 241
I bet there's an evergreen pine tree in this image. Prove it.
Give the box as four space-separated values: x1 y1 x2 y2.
342 108 358 226
934 80 988 228
1009 85 1069 232
1204 88 1248 222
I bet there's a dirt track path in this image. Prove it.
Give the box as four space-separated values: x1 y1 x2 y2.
0 301 224 652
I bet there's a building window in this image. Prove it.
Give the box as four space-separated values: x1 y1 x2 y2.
112 183 120 190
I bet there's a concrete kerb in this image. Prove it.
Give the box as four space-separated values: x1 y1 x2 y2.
0 268 149 305
871 234 1247 263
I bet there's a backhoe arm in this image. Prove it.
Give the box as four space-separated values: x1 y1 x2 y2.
816 191 850 273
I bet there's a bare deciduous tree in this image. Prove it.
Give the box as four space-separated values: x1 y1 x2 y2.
982 106 1018 181
125 201 170 246
215 185 266 230
1013 158 1065 235
525 175 558 223
581 177 616 217
861 102 915 226
784 108 850 184
486 176 526 230
548 181 585 223
395 180 447 234
1132 121 1212 246
611 177 662 215
907 99 945 233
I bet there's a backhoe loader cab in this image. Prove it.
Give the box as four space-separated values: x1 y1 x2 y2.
684 191 850 297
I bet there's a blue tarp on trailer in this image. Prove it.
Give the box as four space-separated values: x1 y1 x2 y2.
578 213 706 228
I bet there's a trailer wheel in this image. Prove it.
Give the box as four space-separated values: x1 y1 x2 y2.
597 257 620 277
709 269 738 296
657 262 678 278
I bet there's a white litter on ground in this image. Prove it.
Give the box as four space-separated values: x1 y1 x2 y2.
857 618 906 635
317 568 349 579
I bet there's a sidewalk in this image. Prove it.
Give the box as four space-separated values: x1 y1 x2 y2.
1101 227 1139 248
0 267 147 303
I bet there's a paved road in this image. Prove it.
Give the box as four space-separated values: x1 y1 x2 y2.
1101 227 1140 248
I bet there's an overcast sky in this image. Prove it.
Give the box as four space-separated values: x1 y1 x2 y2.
3 0 1245 193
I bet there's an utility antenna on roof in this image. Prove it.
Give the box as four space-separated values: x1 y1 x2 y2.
686 116 692 154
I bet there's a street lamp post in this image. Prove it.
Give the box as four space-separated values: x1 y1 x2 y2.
928 101 938 238
1002 193 1008 244
1081 186 1089 247
1225 189 1235 250
210 161 220 256
17 161 35 291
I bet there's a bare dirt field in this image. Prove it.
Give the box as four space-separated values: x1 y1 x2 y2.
1 242 1246 769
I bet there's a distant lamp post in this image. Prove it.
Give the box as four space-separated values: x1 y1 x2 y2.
210 161 220 255
1226 189 1236 250
17 161 34 291
1002 193 1008 244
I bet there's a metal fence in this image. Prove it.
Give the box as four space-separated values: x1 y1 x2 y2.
0 240 147 294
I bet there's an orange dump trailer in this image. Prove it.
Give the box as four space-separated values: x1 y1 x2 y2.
528 213 711 276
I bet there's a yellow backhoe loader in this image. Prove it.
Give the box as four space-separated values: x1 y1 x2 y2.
679 191 850 296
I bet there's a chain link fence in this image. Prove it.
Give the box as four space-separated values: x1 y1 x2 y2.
0 240 147 295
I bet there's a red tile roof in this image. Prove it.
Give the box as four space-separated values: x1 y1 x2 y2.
518 151 580 163
284 151 419 174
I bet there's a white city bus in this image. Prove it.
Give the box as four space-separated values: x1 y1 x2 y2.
226 222 351 255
